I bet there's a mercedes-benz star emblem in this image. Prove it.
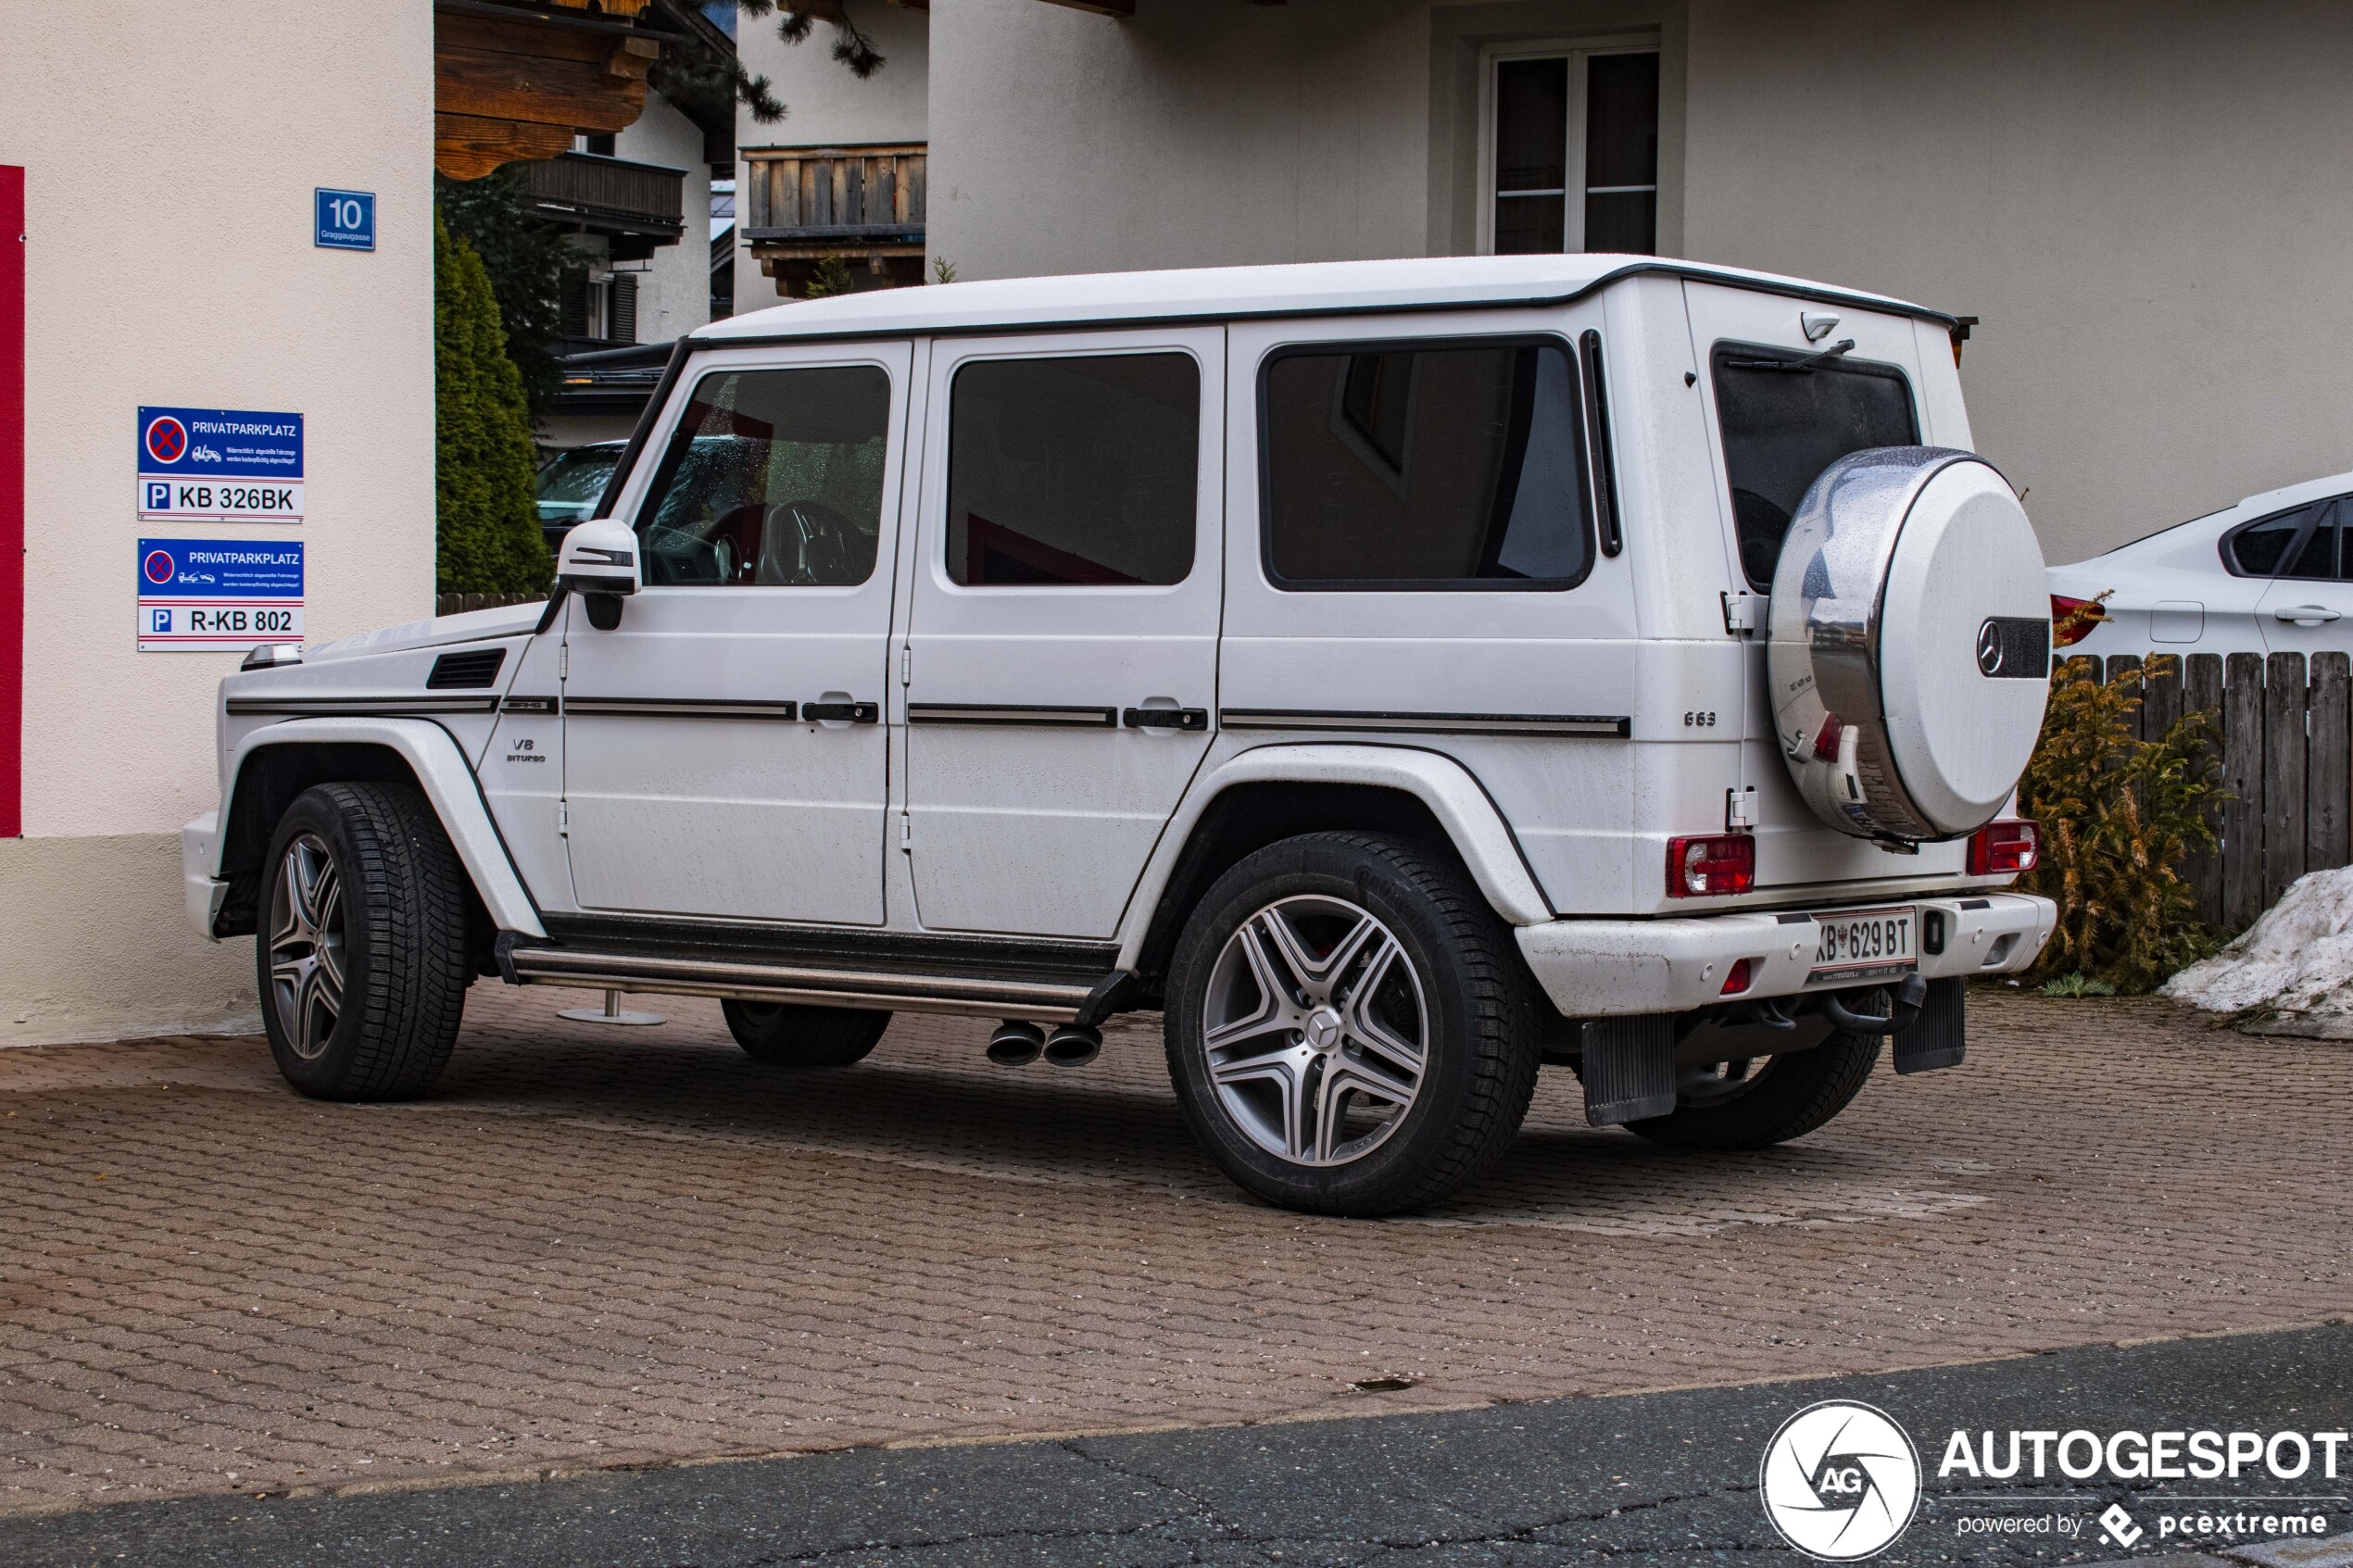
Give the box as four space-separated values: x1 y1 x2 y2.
1976 619 2006 676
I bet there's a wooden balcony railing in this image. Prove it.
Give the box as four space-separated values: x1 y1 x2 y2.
516 152 686 240
742 144 926 250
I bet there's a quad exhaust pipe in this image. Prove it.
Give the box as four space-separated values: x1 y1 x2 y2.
987 1020 1100 1067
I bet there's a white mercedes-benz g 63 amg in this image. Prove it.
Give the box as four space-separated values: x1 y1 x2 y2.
184 256 2056 1216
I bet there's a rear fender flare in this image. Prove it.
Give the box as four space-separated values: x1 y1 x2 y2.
1114 743 1554 968
218 718 546 937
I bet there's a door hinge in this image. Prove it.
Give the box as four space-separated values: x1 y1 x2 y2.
899 814 912 851
559 642 569 679
1726 785 1757 831
1721 592 1765 635
558 797 570 837
900 646 912 685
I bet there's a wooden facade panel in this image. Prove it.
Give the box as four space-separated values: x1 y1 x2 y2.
435 113 577 182
437 44 650 132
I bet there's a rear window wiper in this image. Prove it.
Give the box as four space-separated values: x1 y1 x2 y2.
1721 338 1857 373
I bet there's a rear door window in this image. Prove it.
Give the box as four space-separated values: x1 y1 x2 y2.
1710 345 1919 590
2224 503 2327 577
1261 338 1594 589
947 353 1201 587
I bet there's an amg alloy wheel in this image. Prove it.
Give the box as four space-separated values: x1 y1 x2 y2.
257 783 469 1101
1165 833 1541 1217
268 833 346 1061
1201 895 1428 1167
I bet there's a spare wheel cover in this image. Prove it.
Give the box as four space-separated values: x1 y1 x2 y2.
1767 446 2049 842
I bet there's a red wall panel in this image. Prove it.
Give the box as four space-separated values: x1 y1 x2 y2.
0 166 21 837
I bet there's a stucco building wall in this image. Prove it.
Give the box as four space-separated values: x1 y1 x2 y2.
2 2 434 1043
614 94 714 349
916 0 2353 569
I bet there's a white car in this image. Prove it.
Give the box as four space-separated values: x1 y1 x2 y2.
183 255 2056 1217
2046 470 2353 662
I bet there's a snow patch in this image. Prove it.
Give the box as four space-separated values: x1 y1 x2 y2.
2162 864 2353 1019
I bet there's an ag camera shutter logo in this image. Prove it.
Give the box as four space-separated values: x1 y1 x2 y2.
1760 1400 1922 1561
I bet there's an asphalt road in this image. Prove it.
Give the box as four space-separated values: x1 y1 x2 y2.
6 1323 2347 1567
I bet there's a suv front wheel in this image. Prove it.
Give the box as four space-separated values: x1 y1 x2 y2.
258 782 470 1100
1164 834 1541 1217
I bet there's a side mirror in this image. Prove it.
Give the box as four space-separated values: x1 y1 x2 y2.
555 516 638 630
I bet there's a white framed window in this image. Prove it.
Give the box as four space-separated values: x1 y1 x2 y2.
1478 40 1660 257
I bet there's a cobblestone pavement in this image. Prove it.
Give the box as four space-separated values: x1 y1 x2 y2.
1 985 2347 1516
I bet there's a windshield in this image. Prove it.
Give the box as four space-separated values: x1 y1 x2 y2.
535 445 622 518
1710 345 1919 589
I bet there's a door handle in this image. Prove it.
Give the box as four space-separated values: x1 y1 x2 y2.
2272 606 2343 625
803 700 879 723
1122 707 1210 732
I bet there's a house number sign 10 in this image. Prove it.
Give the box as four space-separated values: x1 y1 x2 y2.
315 189 375 252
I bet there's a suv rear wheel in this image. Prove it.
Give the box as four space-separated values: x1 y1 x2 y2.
1164 833 1541 1217
721 1000 889 1067
258 783 470 1100
1624 1034 1881 1150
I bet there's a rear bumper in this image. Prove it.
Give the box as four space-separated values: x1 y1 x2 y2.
182 813 227 941
1516 892 2055 1019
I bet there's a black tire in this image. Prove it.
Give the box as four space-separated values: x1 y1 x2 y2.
256 782 469 1101
721 1000 888 1067
1164 833 1541 1218
1624 1033 1881 1150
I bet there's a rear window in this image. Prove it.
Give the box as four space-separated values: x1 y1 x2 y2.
1262 338 1594 589
2222 500 2353 579
1711 344 1919 590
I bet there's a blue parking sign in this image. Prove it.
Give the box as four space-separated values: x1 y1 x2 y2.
316 188 375 251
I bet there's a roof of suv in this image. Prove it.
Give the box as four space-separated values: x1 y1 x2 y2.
693 254 1952 345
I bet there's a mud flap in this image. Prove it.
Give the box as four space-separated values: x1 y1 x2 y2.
1893 976 1965 1074
1582 1014 1678 1126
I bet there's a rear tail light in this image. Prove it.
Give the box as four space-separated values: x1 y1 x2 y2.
1667 834 1755 897
1967 819 2040 876
2049 594 2105 648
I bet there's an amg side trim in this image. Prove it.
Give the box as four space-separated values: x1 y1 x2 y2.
539 911 1116 981
1218 709 1631 738
225 695 501 717
562 696 800 721
906 703 1118 728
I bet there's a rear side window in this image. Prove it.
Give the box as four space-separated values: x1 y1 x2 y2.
947 353 1201 586
1262 339 1594 589
2223 501 2349 578
634 365 893 587
1711 345 1919 590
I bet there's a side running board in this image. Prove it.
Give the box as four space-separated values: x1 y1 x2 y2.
497 922 1125 1024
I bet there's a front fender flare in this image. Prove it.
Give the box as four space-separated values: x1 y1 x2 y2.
1114 742 1554 967
217 717 546 937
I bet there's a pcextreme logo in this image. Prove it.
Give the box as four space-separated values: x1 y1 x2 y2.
1759 1401 1923 1561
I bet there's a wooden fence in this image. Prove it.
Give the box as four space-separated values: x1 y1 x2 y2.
2071 650 2351 930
